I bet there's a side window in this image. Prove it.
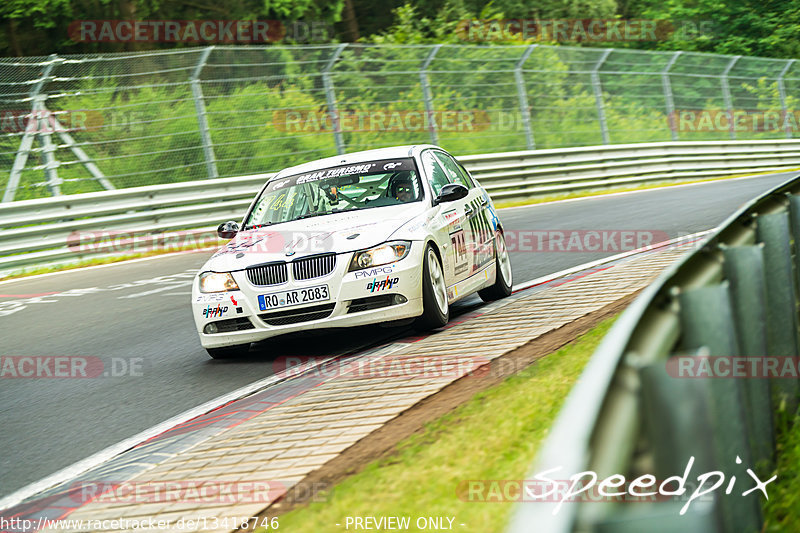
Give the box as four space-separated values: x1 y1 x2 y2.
421 151 451 196
433 151 474 189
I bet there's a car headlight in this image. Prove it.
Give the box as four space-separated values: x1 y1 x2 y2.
348 241 411 271
199 271 239 293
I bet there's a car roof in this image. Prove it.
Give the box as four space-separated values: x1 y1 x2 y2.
271 144 440 179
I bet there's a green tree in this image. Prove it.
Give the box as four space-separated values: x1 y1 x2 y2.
0 0 346 56
632 0 800 59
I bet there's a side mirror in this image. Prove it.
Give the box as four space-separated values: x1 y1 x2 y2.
217 221 240 239
434 183 469 205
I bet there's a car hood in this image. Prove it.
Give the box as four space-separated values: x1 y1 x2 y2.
204 203 426 272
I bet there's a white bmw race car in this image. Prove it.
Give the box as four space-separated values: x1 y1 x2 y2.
192 145 513 358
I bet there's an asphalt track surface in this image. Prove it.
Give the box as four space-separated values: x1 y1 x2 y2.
0 171 796 499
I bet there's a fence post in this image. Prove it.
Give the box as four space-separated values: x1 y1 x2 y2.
420 44 442 146
322 43 348 155
721 55 741 140
591 49 613 144
662 51 682 141
515 45 537 150
778 59 795 139
191 46 218 179
38 123 61 197
4 54 59 202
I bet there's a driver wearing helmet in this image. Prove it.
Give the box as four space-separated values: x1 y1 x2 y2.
389 172 417 203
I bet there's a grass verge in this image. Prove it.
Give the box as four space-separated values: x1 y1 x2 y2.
761 409 800 533
262 315 617 533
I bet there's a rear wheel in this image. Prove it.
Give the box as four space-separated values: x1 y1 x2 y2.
479 231 513 302
206 343 251 360
415 244 449 330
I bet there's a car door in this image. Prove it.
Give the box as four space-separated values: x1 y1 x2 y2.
432 150 494 277
419 150 473 285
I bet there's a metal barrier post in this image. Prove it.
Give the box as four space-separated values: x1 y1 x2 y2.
322 43 348 155
515 45 537 150
662 51 682 141
721 56 741 140
778 60 795 139
633 365 718 530
756 212 800 413
721 245 774 466
420 44 442 146
678 284 762 533
190 46 218 179
4 54 59 202
591 49 613 144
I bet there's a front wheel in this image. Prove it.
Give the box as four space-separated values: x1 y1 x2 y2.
479 231 513 302
206 343 251 360
415 244 449 331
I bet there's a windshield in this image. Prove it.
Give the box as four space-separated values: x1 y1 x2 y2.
244 158 423 228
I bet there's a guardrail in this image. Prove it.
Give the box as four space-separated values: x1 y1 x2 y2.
1 140 799 275
508 171 800 532
461 139 800 199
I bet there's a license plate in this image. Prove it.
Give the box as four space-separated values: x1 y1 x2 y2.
258 285 330 311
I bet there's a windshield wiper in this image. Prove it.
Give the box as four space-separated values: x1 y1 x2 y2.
293 211 334 221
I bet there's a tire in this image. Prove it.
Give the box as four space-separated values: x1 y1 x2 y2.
206 343 251 360
415 244 449 331
479 231 513 302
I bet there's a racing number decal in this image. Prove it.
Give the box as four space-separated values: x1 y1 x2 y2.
451 230 468 276
444 208 468 278
467 199 493 273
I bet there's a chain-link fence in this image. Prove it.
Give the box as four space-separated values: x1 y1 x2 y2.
1 44 798 201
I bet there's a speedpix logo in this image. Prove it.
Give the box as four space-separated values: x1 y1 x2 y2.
202 304 228 318
366 276 399 292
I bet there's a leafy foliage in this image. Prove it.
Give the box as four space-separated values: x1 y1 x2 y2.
1 0 799 59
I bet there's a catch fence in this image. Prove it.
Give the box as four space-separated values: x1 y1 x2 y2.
1 44 798 201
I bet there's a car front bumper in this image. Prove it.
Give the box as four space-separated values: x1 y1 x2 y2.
191 244 425 349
